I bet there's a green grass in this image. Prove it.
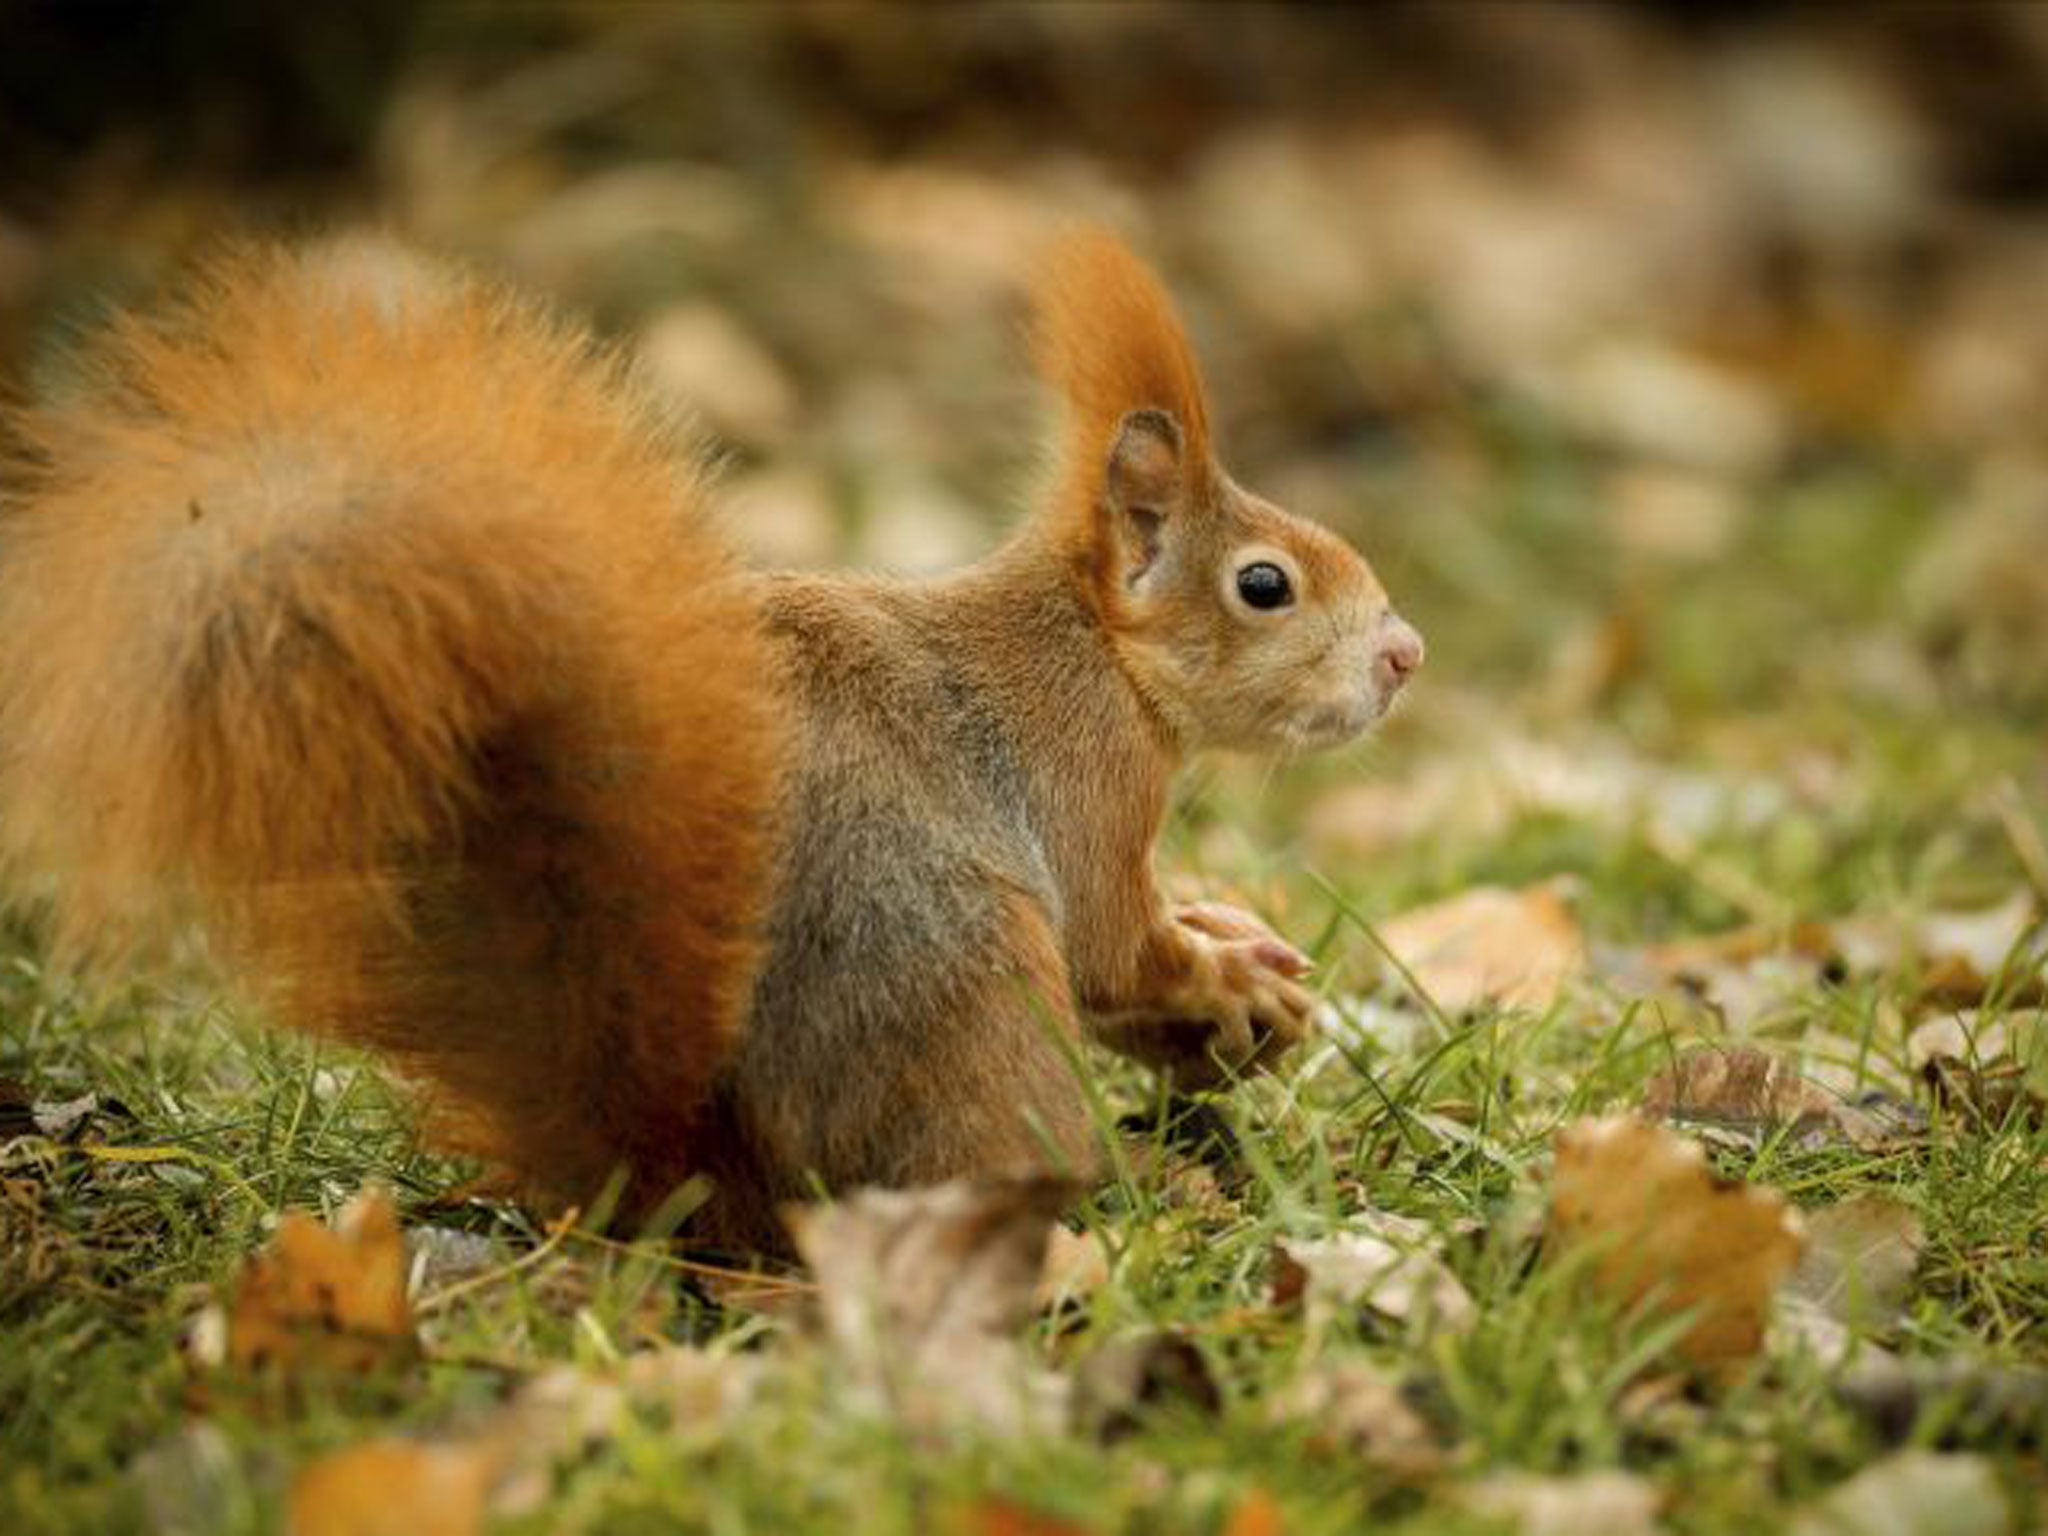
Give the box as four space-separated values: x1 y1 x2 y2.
4 679 2044 1532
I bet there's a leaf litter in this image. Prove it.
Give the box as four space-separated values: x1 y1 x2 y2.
1547 1116 1804 1375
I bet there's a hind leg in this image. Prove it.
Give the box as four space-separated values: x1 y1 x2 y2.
728 884 1102 1217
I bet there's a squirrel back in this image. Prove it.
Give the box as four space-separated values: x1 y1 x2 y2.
0 240 784 1203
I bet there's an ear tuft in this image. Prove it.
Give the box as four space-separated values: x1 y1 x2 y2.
1033 228 1212 507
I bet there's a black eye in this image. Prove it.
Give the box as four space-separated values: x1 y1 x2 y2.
1235 561 1293 611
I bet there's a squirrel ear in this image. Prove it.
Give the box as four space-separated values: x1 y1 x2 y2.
1104 408 1185 583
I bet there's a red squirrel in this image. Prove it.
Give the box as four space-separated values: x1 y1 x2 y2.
0 229 1422 1250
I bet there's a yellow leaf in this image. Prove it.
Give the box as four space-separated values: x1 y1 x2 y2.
1377 882 1585 1011
1549 1116 1803 1374
288 1439 494 1536
227 1187 416 1379
1222 1488 1285 1536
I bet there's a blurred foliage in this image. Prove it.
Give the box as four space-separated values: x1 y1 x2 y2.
7 26 2039 855
5 1 2043 726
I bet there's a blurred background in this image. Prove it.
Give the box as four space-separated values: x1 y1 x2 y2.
3 1 2044 930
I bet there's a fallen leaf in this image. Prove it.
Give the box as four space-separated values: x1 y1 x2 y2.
1832 894 2042 1005
1272 1222 1475 1335
1070 1329 1221 1444
722 465 842 569
1464 1470 1664 1536
787 1177 1075 1433
1912 895 2041 1003
1920 1055 2046 1130
1033 1226 1111 1313
1642 1044 1832 1124
288 1438 496 1536
1270 1361 1445 1479
1638 924 1834 974
1375 882 1586 1011
1636 948 1829 1033
290 1345 763 1531
1549 1116 1804 1374
1221 1488 1285 1536
1639 1046 1917 1151
966 1501 1096 1536
1788 1196 1923 1330
1909 1009 2047 1127
490 1348 762 1516
1624 895 2043 1017
1604 466 1744 565
1907 1009 2044 1071
224 1187 416 1381
1790 1451 2012 1536
403 1227 499 1292
0 1082 135 1147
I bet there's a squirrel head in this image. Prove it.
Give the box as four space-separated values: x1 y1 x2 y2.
1032 228 1422 753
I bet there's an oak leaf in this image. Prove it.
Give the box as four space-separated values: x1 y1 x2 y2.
1376 882 1585 1011
225 1187 416 1380
787 1177 1075 1433
1549 1116 1803 1374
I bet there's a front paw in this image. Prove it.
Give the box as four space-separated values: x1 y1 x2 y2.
1096 927 1318 1089
1173 901 1313 978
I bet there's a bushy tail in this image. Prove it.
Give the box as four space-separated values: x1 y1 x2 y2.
0 241 784 1205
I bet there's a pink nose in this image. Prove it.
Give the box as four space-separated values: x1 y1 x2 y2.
1375 615 1424 690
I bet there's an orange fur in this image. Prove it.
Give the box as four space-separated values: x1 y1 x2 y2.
1032 226 1214 519
0 242 784 1205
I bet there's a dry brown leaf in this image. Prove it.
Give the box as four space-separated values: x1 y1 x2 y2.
1639 1046 1915 1151
1910 895 2041 1003
490 1348 762 1516
1786 1195 1923 1336
1271 1362 1445 1480
1829 895 2040 1004
1907 1009 2043 1070
637 302 796 445
1271 1221 1475 1334
1376 881 1586 1011
226 1188 416 1380
1549 1116 1803 1374
288 1438 496 1536
787 1177 1075 1433
1033 1226 1111 1312
289 1345 761 1531
1221 1488 1285 1536
1626 931 1829 1032
1909 1010 2047 1127
1785 1187 1925 1359
1638 923 1835 974
1628 895 2041 1016
1642 1045 1836 1125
